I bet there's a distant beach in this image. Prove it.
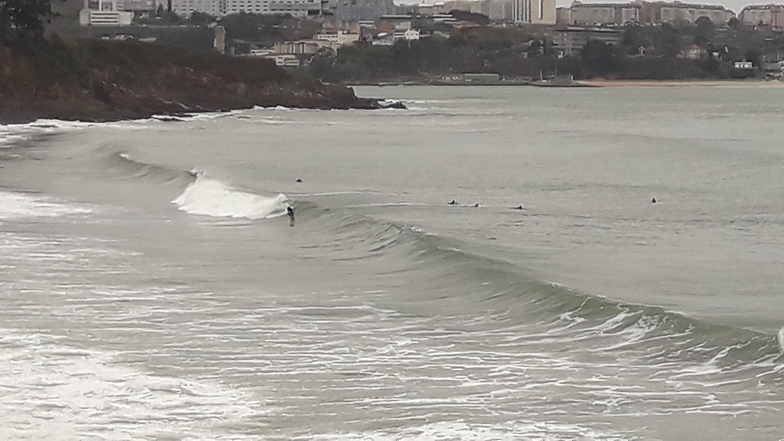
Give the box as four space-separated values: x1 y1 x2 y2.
577 78 784 87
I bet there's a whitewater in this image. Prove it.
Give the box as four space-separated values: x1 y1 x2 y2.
1 85 783 440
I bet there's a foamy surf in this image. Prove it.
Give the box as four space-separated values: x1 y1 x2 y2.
172 175 288 220
0 191 92 220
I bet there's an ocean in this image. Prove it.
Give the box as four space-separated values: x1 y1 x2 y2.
1 85 783 440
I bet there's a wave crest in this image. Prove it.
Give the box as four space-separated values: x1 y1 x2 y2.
172 175 287 220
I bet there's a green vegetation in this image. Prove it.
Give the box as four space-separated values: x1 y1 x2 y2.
309 22 784 83
1 0 51 48
311 27 557 83
0 27 379 122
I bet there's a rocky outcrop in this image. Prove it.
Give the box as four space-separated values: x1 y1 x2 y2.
0 39 401 124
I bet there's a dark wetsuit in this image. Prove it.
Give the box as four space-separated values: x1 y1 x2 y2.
287 206 295 226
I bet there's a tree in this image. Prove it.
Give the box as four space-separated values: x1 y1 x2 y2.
189 11 215 26
654 23 682 58
0 0 51 47
693 16 714 46
581 39 618 77
728 16 740 29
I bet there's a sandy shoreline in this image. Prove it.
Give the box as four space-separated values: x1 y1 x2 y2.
576 78 784 87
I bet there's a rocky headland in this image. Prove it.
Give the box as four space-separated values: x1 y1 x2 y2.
0 38 399 125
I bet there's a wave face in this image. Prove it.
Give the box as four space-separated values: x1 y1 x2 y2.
291 197 784 367
172 174 288 220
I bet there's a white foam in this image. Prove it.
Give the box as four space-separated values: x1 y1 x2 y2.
0 331 265 440
0 119 99 150
777 326 784 352
306 420 631 441
0 191 92 221
253 105 295 111
172 176 287 220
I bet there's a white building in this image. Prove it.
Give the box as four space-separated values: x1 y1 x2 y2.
514 0 555 24
80 0 134 26
117 0 157 12
169 0 323 18
568 1 640 26
739 4 784 27
659 3 734 24
315 30 361 45
481 0 514 21
170 0 222 16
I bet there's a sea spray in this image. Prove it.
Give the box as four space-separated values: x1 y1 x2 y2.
172 175 287 220
778 326 784 352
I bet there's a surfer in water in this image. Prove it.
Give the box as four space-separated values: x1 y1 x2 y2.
287 205 295 227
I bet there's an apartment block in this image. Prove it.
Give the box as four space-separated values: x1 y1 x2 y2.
738 4 784 26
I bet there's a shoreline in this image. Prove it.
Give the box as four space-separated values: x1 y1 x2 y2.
349 80 595 88
350 78 784 88
575 78 784 87
0 95 404 126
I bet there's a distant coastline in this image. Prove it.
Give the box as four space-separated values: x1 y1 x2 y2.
349 78 784 88
576 78 784 87
348 78 596 88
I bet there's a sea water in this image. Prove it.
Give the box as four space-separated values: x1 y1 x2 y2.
1 86 783 440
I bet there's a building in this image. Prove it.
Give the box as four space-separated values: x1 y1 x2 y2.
117 0 157 13
315 30 361 45
556 6 570 23
169 0 222 16
569 1 641 26
514 0 531 22
169 0 324 18
514 0 555 24
214 25 226 52
738 4 784 27
658 2 735 24
560 1 735 26
80 0 134 26
551 27 623 57
481 0 514 21
531 0 556 24
377 14 414 31
332 0 396 21
763 59 784 77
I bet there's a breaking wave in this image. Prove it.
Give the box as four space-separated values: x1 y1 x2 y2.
172 174 288 220
289 197 784 372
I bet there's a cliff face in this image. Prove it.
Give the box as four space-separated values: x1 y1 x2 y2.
0 38 384 124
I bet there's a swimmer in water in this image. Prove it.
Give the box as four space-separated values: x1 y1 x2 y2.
287 205 295 227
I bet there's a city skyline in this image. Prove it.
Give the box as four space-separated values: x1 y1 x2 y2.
556 0 751 14
408 0 774 16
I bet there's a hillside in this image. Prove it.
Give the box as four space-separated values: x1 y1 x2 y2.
0 37 388 124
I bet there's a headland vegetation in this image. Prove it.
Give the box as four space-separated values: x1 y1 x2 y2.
0 2 395 125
